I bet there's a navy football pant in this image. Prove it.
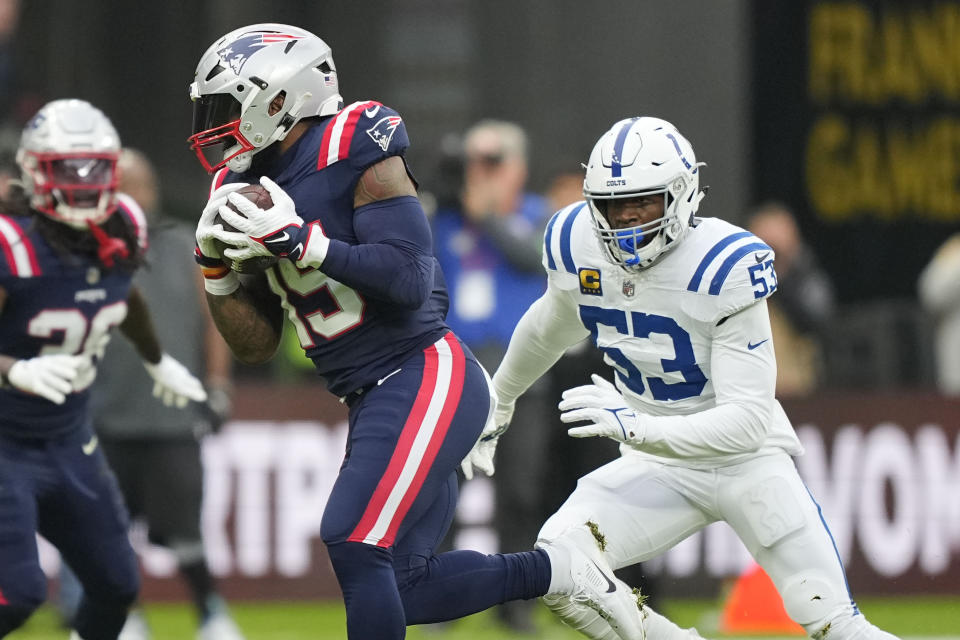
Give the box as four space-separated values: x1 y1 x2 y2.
0 426 139 640
320 333 551 639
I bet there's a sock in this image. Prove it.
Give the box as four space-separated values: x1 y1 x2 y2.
398 549 551 624
540 543 573 594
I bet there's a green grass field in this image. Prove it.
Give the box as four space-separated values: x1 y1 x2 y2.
9 596 960 639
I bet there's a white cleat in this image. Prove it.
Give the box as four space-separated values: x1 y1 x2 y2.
550 529 646 640
197 612 246 640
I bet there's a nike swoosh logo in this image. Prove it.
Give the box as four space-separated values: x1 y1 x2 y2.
365 105 381 118
265 232 290 244
377 368 402 386
755 252 770 263
82 435 99 455
747 339 769 350
590 560 617 593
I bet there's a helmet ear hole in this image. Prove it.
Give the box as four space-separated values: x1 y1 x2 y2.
269 91 286 116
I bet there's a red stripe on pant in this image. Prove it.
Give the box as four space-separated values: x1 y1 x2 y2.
347 334 466 547
381 334 465 545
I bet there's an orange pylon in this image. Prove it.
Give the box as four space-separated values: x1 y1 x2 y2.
720 563 805 635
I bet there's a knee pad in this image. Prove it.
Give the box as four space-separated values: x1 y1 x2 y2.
780 570 840 627
537 507 598 548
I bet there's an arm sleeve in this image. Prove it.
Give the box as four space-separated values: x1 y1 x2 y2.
119 285 162 364
492 283 590 404
638 300 776 458
319 195 435 309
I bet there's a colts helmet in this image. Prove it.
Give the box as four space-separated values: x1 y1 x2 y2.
189 23 343 173
16 99 121 228
583 117 705 271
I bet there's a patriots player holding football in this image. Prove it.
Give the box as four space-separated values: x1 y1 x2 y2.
188 23 645 640
0 100 208 640
471 117 901 639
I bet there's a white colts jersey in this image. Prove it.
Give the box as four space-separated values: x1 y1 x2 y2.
542 202 802 466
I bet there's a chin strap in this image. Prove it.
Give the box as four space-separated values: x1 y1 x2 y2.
86 220 129 267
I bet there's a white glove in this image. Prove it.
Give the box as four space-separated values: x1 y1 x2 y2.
143 353 208 408
559 374 645 446
196 182 248 259
460 399 515 480
6 354 86 404
214 176 330 266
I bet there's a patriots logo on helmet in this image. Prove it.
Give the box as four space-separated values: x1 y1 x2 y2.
217 31 303 75
366 116 402 152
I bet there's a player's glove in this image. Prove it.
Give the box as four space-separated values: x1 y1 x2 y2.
5 354 86 404
143 353 208 408
460 399 515 480
214 176 330 268
196 182 247 295
559 374 645 447
196 182 247 260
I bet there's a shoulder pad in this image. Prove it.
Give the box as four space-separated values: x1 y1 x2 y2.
543 201 590 274
316 101 409 171
682 228 775 323
115 193 149 252
0 214 41 278
543 201 591 290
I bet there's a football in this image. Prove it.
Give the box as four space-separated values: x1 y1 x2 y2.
213 184 279 274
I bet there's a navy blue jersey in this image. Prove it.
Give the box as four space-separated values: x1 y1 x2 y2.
0 197 147 438
213 101 450 395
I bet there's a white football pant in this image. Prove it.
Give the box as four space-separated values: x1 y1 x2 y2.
538 452 900 639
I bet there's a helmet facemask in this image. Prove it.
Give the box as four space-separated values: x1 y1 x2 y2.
188 91 252 173
589 173 697 271
23 152 119 227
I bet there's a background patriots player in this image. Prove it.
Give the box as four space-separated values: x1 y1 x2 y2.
467 117 901 639
189 23 647 640
0 99 207 640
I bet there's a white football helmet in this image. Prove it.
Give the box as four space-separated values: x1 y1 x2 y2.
188 23 343 173
583 117 705 271
16 99 121 228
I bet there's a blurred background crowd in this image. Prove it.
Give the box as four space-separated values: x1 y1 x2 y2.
3 0 955 395
1 0 958 636
1 0 956 395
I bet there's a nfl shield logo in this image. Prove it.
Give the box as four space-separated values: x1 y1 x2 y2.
622 280 635 297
